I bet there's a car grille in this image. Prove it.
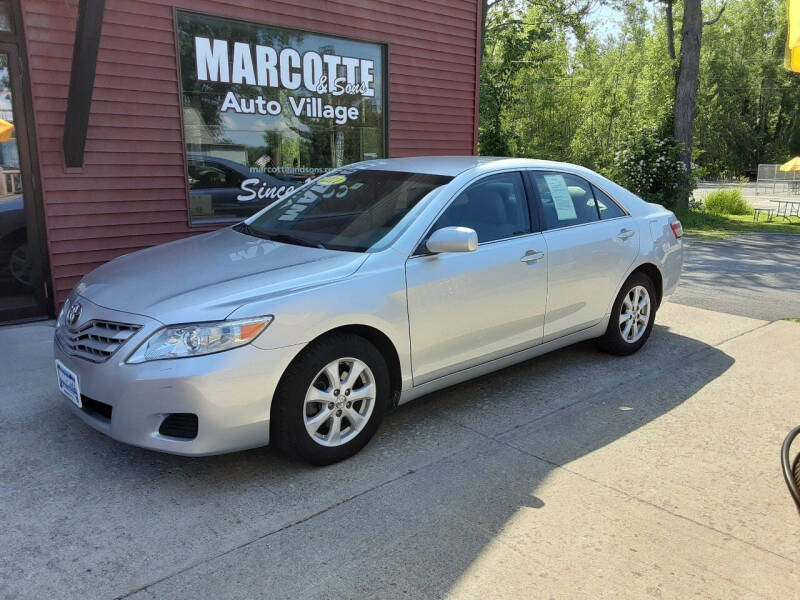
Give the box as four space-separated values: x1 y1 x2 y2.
56 320 141 363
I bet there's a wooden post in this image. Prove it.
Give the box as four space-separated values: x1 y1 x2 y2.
62 0 105 168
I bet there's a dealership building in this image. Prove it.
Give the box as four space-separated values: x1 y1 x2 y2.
0 0 482 323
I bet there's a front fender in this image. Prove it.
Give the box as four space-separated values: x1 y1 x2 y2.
227 258 413 390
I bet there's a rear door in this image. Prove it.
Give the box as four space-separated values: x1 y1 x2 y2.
405 171 548 384
527 170 639 342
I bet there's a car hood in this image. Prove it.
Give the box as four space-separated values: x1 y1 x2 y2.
78 227 368 323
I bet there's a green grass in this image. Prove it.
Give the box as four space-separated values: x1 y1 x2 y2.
676 209 800 239
784 318 800 324
703 188 753 215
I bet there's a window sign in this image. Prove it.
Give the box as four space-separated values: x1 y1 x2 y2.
532 172 602 229
543 174 577 221
176 11 387 224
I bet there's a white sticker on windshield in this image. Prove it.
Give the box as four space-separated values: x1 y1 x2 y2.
543 174 577 221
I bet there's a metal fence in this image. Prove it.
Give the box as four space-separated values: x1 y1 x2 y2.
0 168 20 196
756 164 800 197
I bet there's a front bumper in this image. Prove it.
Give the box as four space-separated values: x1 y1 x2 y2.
54 297 304 456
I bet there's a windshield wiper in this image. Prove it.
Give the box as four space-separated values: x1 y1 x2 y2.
263 232 328 249
234 222 327 249
233 222 259 237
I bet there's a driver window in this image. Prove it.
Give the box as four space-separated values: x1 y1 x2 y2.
431 172 530 244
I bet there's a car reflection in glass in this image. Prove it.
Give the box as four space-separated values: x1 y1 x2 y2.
0 194 31 289
187 154 301 222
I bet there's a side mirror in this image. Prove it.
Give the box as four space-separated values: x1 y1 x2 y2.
426 226 478 254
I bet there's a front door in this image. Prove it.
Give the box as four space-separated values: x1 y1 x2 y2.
0 28 49 322
405 172 548 385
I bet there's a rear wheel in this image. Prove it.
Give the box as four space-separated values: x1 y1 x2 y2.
271 333 389 465
598 272 657 356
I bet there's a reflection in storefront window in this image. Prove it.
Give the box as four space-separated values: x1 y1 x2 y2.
0 50 33 306
0 1 12 32
177 12 386 224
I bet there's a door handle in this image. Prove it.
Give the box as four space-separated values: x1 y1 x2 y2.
616 228 635 240
521 250 545 263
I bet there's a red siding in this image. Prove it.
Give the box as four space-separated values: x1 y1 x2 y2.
21 0 481 306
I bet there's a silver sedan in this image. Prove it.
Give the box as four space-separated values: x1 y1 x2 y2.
53 157 683 464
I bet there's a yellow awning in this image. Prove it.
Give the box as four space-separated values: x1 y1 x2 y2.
788 46 800 72
0 119 13 143
788 0 800 72
780 157 800 171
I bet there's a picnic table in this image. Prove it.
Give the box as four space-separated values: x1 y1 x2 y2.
766 198 800 222
754 199 800 222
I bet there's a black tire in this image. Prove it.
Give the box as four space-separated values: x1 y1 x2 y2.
271 333 390 465
0 230 32 290
597 272 657 356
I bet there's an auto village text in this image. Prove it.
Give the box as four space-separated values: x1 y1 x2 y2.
195 37 374 124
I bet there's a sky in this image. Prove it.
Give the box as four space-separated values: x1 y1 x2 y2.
588 4 625 39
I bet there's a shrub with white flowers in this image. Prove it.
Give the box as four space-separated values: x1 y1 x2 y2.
609 127 695 208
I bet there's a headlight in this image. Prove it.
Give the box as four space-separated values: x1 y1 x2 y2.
126 316 273 364
57 297 71 327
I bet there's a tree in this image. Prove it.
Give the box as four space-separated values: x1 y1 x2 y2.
673 1 726 210
479 0 607 157
672 0 703 210
663 0 676 60
480 0 599 62
478 0 795 199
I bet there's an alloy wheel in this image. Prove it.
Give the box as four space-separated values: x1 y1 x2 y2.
619 285 651 343
303 357 376 447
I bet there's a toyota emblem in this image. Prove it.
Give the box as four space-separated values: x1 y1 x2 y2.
67 302 82 327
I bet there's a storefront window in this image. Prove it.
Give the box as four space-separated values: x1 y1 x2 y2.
176 11 387 224
0 1 12 32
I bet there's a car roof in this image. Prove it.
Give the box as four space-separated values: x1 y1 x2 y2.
347 156 591 177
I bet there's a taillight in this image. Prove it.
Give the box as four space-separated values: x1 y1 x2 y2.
670 220 683 239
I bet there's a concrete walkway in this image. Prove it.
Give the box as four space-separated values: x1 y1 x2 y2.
1 303 798 599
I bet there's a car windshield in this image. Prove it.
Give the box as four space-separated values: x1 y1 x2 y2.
236 168 453 252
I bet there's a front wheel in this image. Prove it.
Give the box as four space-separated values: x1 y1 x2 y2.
271 333 390 465
597 272 657 356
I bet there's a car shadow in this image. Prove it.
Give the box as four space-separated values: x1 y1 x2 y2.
4 323 736 599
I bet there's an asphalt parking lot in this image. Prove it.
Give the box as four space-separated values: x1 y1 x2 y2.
2 297 799 599
670 233 800 320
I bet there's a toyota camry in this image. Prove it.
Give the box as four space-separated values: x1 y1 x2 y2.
54 157 683 464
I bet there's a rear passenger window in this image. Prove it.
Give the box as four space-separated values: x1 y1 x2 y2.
531 172 599 230
592 185 626 219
